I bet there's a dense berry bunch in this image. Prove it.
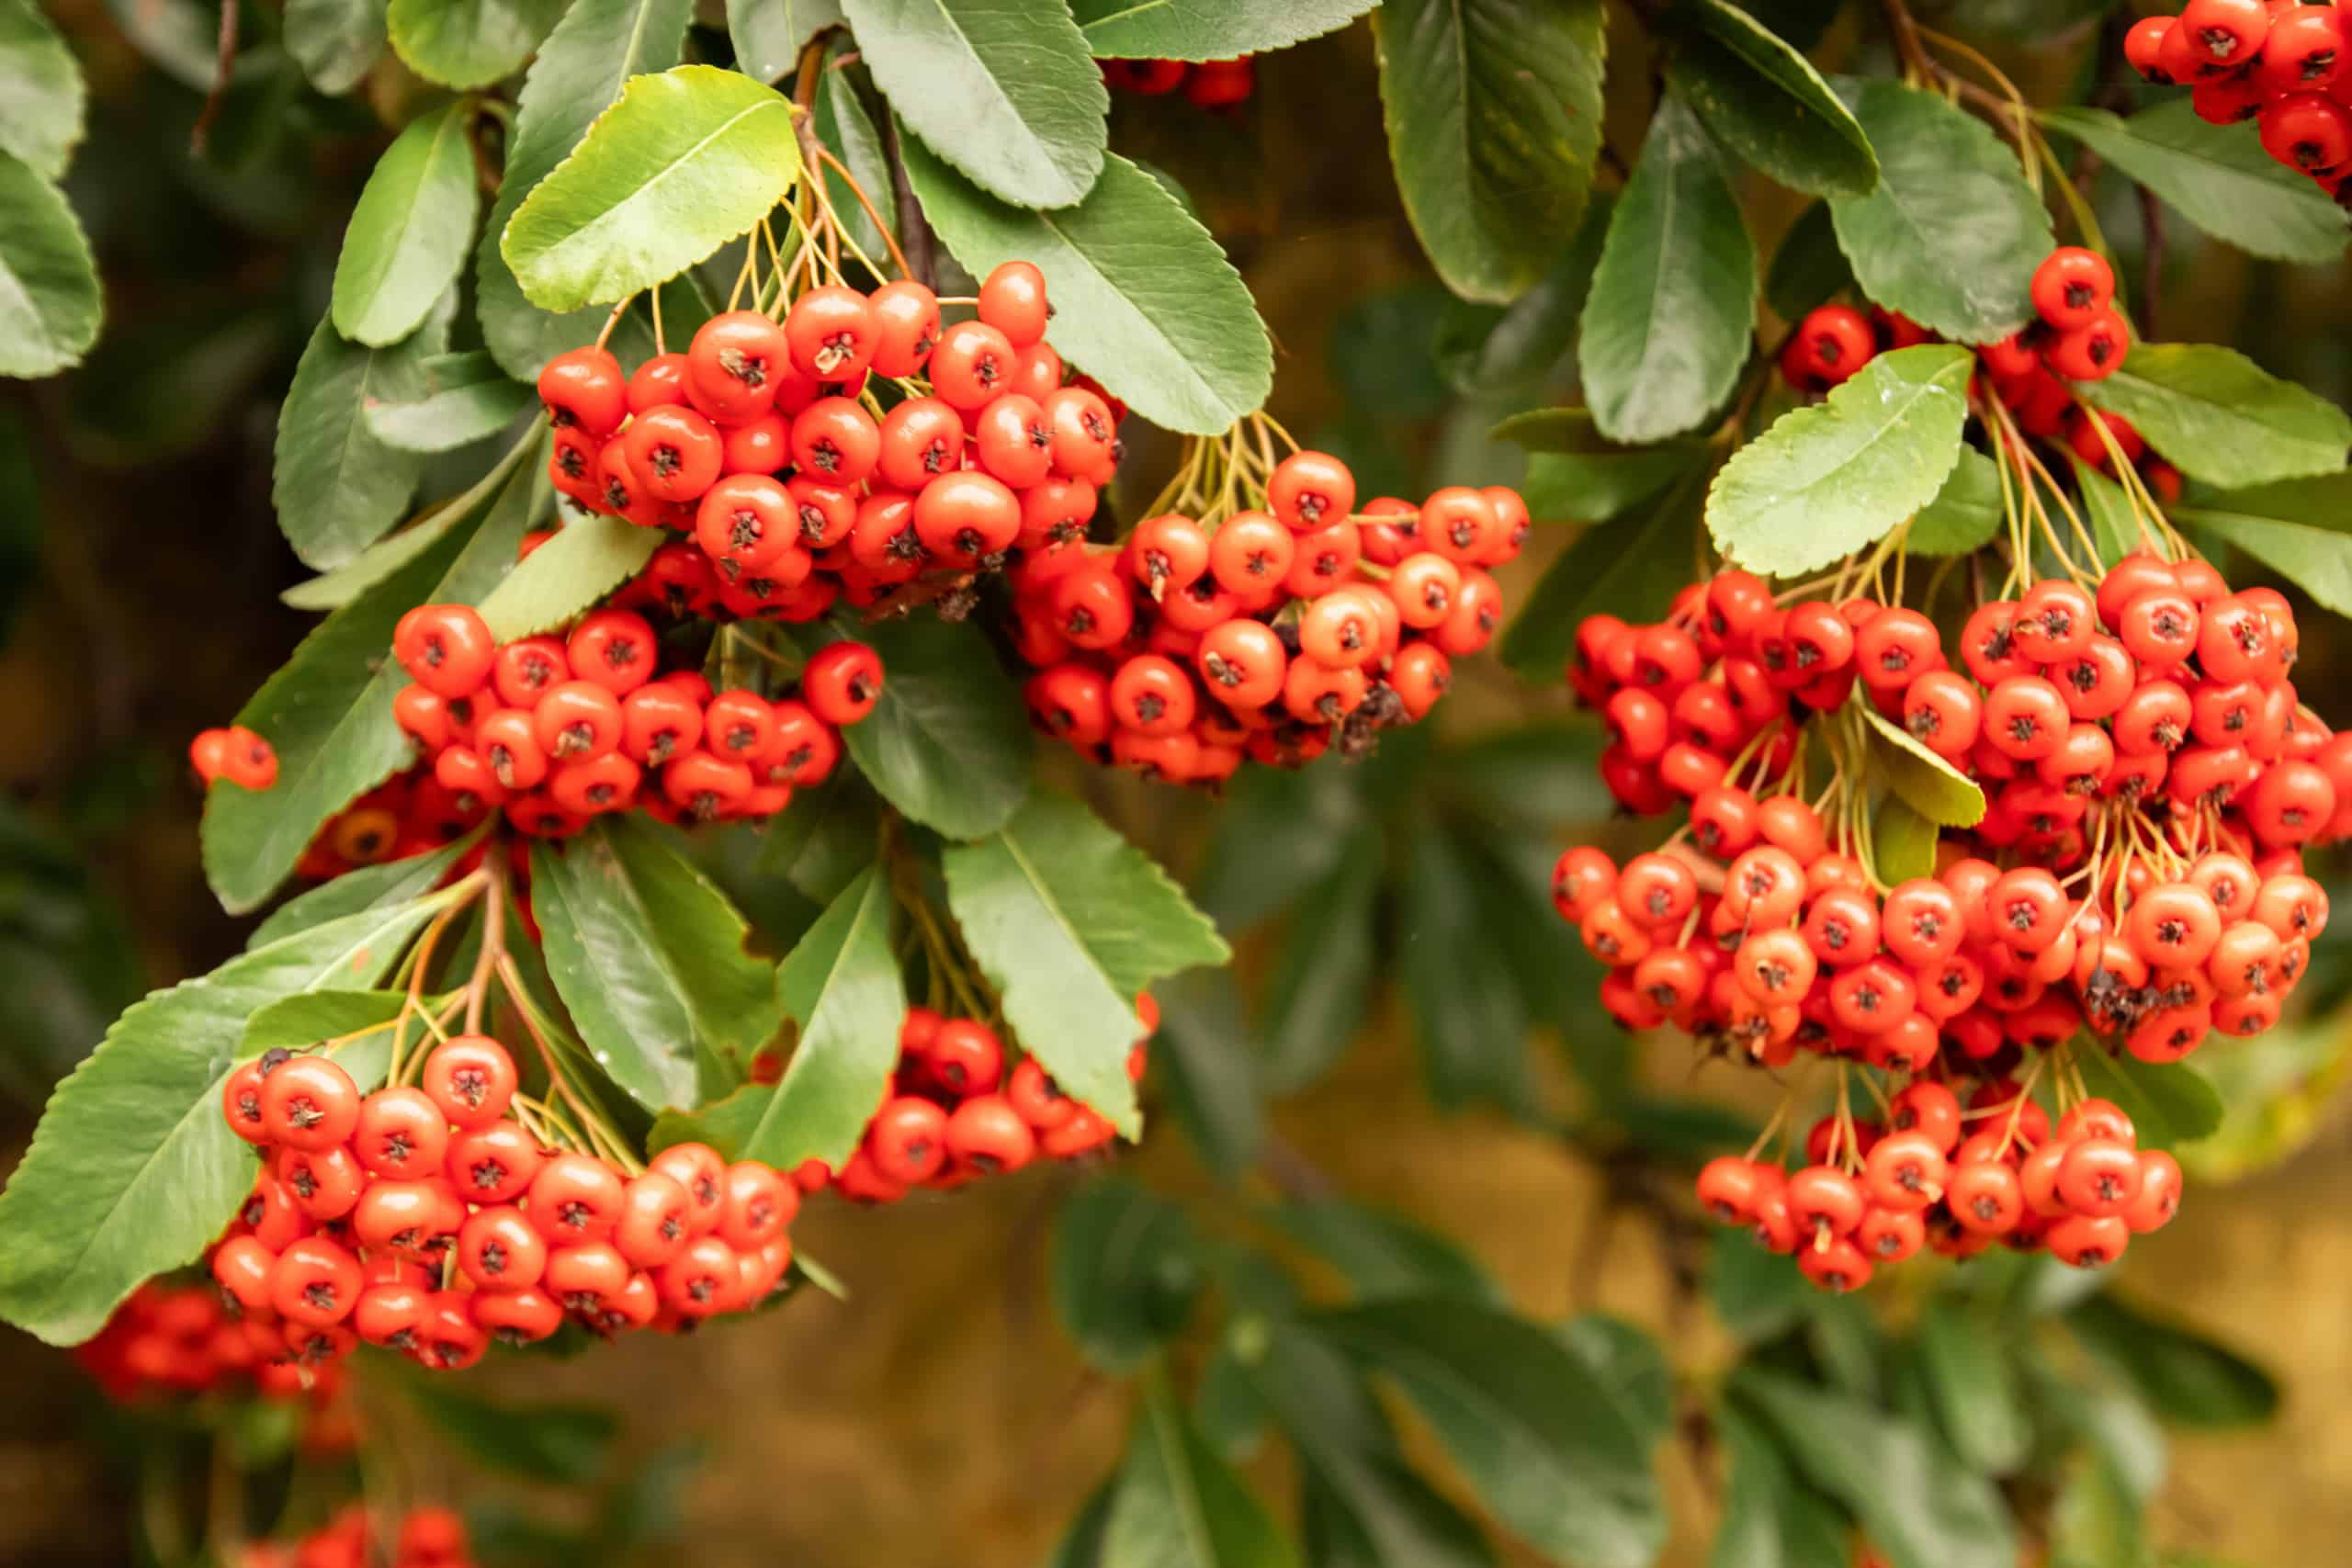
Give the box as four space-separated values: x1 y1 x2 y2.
1014 447 1521 784
2130 0 2352 201
388 602 878 835
214 1036 801 1372
1098 55 1255 107
236 1506 472 1568
1559 549 2346 1285
538 264 1121 623
75 1278 352 1408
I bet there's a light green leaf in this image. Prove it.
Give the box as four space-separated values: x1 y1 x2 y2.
285 0 389 94
2071 1045 2223 1153
1706 343 1972 577
1580 93 1757 445
1668 0 1876 197
0 0 85 179
2086 342 2352 490
2049 1450 2151 1568
1073 0 1374 60
503 65 800 311
942 790 1230 1140
2066 1293 2278 1429
0 152 100 379
1054 1178 1205 1375
1917 1298 2030 1472
1906 446 2002 557
901 139 1271 435
476 513 660 640
366 349 535 453
1862 704 1987 829
335 101 481 347
811 614 1032 839
273 299 455 570
1104 1374 1300 1568
388 0 567 89
728 0 842 83
0 897 447 1345
843 0 1106 209
249 835 480 949
1503 468 1706 682
1873 797 1938 886
1272 1199 1500 1304
529 818 777 1113
2040 101 2347 266
1829 79 2051 343
1374 0 1605 304
1709 1403 1849 1568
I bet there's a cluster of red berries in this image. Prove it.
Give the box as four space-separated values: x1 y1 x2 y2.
1013 455 1521 784
212 1036 802 1371
1784 248 2148 479
236 1506 471 1568
74 1278 352 1409
787 1001 1150 1204
2131 0 2352 200
388 602 878 834
190 725 280 792
1098 55 1254 107
537 265 1122 624
1697 1089 2183 1288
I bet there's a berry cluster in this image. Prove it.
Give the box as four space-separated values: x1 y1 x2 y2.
538 265 1121 624
189 726 280 791
213 1036 801 1371
1560 549 2345 1285
75 1278 351 1409
1098 55 1255 107
390 602 879 835
1784 248 2153 485
2131 0 2352 200
236 1506 472 1568
1014 448 1521 784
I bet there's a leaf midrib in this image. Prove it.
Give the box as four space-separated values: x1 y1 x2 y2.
345 107 467 336
1143 1382 1222 1566
529 96 792 273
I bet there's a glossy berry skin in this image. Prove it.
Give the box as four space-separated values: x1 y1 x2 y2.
537 347 629 437
685 310 790 423
258 1056 361 1151
394 604 497 699
421 1035 518 1128
978 261 1051 348
804 641 884 726
1781 305 1875 390
2030 246 2115 331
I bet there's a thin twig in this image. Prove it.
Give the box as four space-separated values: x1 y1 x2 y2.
189 0 240 153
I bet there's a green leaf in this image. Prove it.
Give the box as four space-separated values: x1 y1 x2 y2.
1257 832 1381 1096
0 0 85 179
1053 1482 1119 1568
1917 1298 2030 1473
204 434 542 914
1073 0 1374 59
1579 93 1757 445
728 0 842 83
0 897 446 1345
1501 467 1705 682
1104 1374 1300 1568
0 152 100 379
815 615 1032 839
1307 1294 1665 1568
1907 446 2002 557
1193 761 1372 932
1151 968 1267 1184
1706 1229 1809 1343
1666 0 1876 198
1706 343 1971 577
2172 471 2352 616
473 0 695 380
2065 1293 2278 1428
811 42 894 264
388 0 567 89
1272 1198 1500 1305
2070 1045 2222 1153
1829 80 2051 343
1053 1178 1205 1375
2085 343 2352 489
503 65 800 312
273 300 455 570
2049 1450 2151 1568
248 836 479 950
2069 457 2148 568
529 818 777 1113
1374 0 1605 304
1731 1368 2018 1568
2039 101 2347 266
1873 797 1938 886
1525 444 1711 525
1709 1403 1849 1568
476 513 660 640
366 349 534 453
334 101 481 347
843 0 1105 209
1558 1314 1674 1450
1434 194 1611 397
403 1379 619 1483
1764 200 1853 322
1398 825 1535 1113
286 0 389 94
942 790 1230 1139
901 139 1271 436
1862 699 1988 829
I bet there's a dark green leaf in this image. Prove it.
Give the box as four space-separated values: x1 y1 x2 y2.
1257 831 1381 1096
0 0 85 179
1707 343 1972 576
60 304 285 467
2170 469 2352 615
0 152 101 378
1525 444 1712 525
844 0 1105 209
1272 1198 1500 1304
249 836 479 950
728 0 842 83
1374 0 1605 304
811 41 893 263
389 0 566 88
1873 796 1938 886
1612 1095 1761 1164
2040 101 2347 266
816 615 1032 839
1053 1178 1206 1375
1193 760 1372 932
2071 1044 2223 1152
403 1379 619 1483
1917 1297 2030 1472
285 0 388 94
1559 1314 1674 1450
476 513 660 639
1732 1368 2018 1568
1705 1228 1808 1343
942 789 1230 1138
1433 194 1611 396
1580 93 1758 444
1329 284 1451 420
1052 1482 1118 1568
1862 704 1988 829
1074 0 1374 60
1709 1402 1849 1568
1308 1294 1665 1568
902 139 1271 435
0 897 446 1345
365 349 534 453
1437 722 1612 829
1668 0 1876 197
1500 468 1705 682
1398 824 1535 1113
1829 80 2051 343
273 299 455 570
1907 446 2002 557
529 818 778 1112
334 101 481 346
2049 1450 2151 1568
1151 968 1267 1184
1104 1372 1300 1567
2085 343 2352 489
1764 200 1853 322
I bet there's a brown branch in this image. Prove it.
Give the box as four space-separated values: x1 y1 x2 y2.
189 0 240 154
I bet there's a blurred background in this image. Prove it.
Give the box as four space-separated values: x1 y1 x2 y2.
6 2 2352 1563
